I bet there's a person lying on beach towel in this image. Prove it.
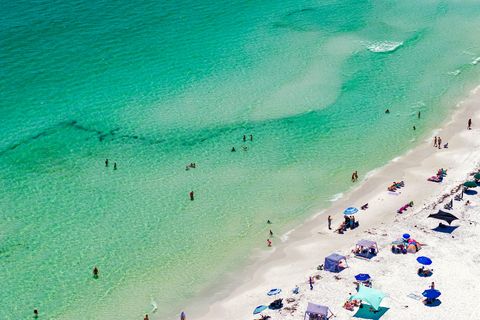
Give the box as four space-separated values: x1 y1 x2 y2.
343 300 355 311
428 175 442 182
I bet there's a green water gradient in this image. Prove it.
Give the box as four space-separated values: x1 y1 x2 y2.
1 0 480 318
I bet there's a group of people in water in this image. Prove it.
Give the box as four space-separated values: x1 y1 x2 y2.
105 158 117 170
231 134 253 152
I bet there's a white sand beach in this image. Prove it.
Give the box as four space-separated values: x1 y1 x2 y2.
185 86 480 320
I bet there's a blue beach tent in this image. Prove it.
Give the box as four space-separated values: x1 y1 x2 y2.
324 253 348 272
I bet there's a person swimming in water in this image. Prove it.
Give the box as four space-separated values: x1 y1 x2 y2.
385 109 390 114
113 162 117 170
231 147 236 152
34 309 39 319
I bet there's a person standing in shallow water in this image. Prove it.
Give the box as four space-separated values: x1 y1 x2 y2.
113 162 117 170
250 134 253 141
34 309 39 318
105 159 109 167
93 266 99 279
189 191 194 201
243 135 246 142
418 111 421 119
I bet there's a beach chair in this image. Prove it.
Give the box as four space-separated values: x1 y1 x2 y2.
454 192 463 201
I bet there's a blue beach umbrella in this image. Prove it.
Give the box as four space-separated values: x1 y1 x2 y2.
344 207 359 215
422 289 441 299
355 273 371 282
402 233 411 240
253 305 268 314
267 288 282 296
417 256 432 265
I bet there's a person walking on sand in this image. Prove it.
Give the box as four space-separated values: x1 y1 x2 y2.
437 137 442 149
468 118 472 130
434 136 437 147
267 239 272 247
430 282 435 289
309 276 314 290
180 311 186 320
328 215 332 230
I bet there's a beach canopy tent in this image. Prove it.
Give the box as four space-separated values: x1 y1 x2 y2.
350 285 386 311
355 239 379 258
304 302 334 320
356 239 378 251
324 253 348 273
428 210 459 225
463 181 477 188
474 173 480 180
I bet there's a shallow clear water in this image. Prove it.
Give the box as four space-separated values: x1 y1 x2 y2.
2 0 480 318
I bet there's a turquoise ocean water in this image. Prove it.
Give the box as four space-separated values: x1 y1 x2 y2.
2 0 480 318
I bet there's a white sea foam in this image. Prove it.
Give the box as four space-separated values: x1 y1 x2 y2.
366 41 403 53
329 192 344 202
471 57 480 65
448 69 461 76
280 228 295 242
